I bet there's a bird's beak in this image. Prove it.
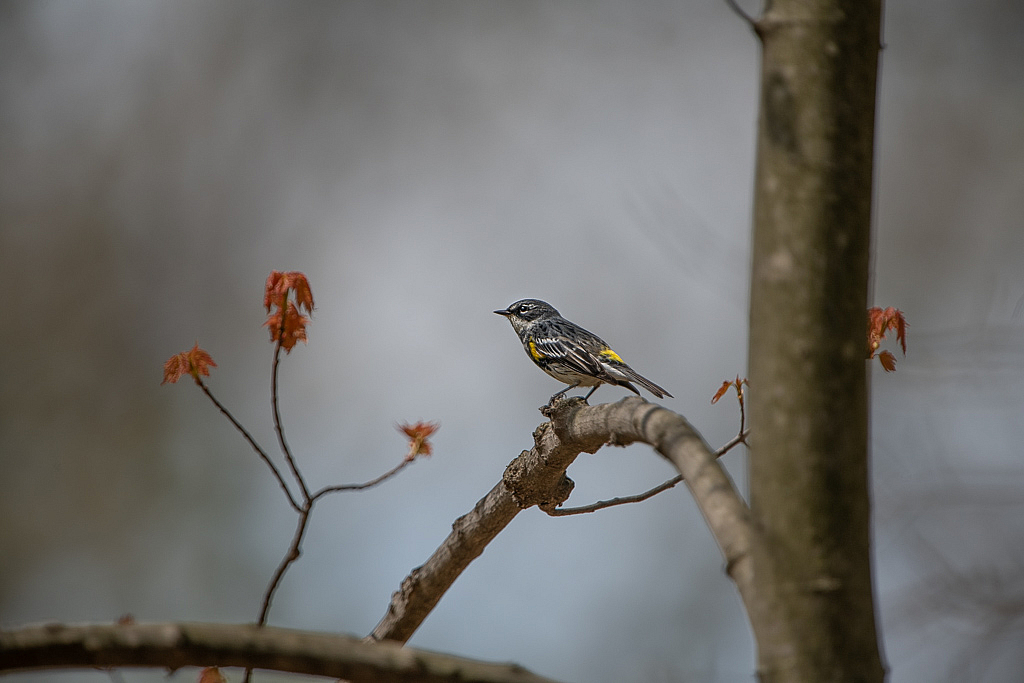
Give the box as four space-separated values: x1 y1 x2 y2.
494 309 511 316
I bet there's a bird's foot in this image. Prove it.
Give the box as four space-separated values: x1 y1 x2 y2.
541 394 586 418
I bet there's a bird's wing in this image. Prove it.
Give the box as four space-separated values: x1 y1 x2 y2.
530 331 606 377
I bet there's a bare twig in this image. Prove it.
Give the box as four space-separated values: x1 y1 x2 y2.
257 509 312 626
546 429 751 516
196 378 301 513
271 340 311 503
723 0 758 26
311 457 415 501
546 475 684 516
0 622 561 683
738 392 746 438
722 429 750 455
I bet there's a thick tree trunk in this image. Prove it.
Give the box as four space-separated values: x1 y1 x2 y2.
746 0 885 681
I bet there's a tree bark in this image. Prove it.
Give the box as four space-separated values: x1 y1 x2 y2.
746 0 885 680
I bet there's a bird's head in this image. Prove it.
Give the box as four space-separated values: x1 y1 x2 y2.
494 299 559 333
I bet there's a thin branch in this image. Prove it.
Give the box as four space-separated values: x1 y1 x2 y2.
546 475 684 516
257 509 312 626
723 0 758 26
738 397 745 437
722 429 750 454
546 429 750 516
311 456 416 502
197 378 301 513
737 389 747 441
0 622 562 683
245 505 316 683
271 340 311 503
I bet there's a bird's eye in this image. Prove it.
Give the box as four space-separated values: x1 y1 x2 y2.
519 303 533 312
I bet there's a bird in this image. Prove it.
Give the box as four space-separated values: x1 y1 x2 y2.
494 298 672 403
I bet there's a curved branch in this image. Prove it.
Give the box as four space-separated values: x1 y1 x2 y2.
369 397 753 644
0 622 560 683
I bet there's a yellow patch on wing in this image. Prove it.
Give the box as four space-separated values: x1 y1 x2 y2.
528 340 544 361
599 348 623 363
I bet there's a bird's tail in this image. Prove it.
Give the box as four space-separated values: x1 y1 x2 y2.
620 367 672 399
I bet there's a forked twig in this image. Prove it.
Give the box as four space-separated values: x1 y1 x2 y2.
169 273 430 683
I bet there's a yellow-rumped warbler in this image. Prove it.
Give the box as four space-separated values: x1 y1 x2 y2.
495 299 672 403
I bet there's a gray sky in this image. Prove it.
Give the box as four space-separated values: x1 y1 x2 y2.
2 1 1024 681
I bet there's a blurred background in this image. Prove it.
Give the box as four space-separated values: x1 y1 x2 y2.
2 1 1023 681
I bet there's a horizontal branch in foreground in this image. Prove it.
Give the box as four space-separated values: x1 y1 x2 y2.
370 396 753 644
0 622 560 683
